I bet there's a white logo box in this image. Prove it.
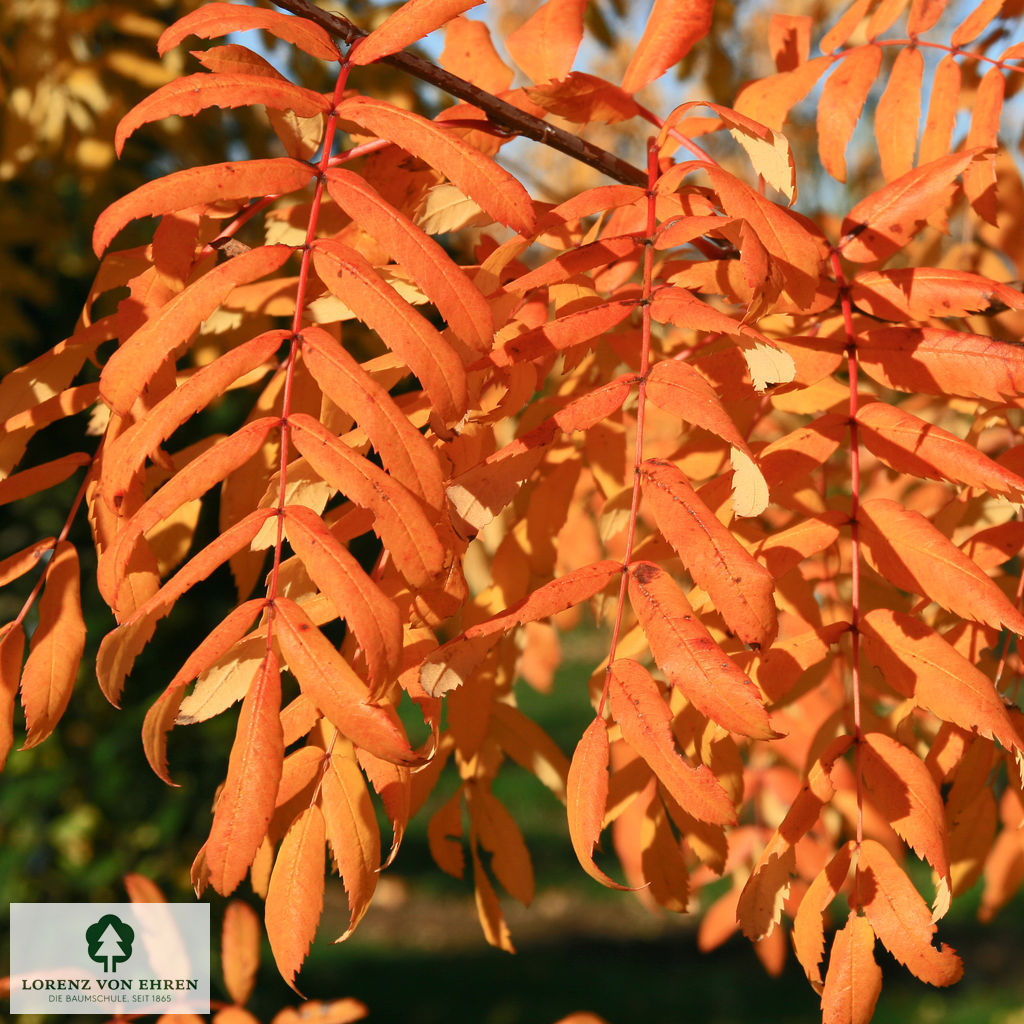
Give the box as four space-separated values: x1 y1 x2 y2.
10 902 210 1014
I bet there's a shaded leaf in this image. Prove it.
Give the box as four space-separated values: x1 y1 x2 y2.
221 901 261 1006
20 542 85 748
0 623 26 770
860 609 1023 757
850 268 1024 321
321 752 380 941
420 561 621 696
857 327 1024 402
856 401 1024 501
861 732 949 881
858 498 1024 633
838 151 978 263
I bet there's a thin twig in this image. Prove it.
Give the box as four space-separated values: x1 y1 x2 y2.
270 0 648 188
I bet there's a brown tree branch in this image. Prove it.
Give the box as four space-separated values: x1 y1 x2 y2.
270 0 648 189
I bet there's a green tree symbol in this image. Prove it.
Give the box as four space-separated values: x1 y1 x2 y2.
86 915 135 973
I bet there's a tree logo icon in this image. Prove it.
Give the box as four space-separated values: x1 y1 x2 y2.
85 915 135 973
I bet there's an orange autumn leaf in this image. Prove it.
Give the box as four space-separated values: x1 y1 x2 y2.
265 804 327 993
282 503 403 689
0 623 25 769
288 413 446 588
638 458 777 648
351 0 482 66
858 498 1024 634
874 47 923 182
335 96 535 235
855 401 1024 501
323 168 492 352
856 327 1024 402
98 246 293 413
621 0 714 94
320 751 381 941
206 652 284 896
506 0 588 83
857 839 963 987
221 901 261 1006
859 609 1024 759
311 239 468 424
793 844 855 991
860 732 950 883
821 915 882 1024
9 0 1024 1012
274 597 419 766
115 81 330 157
609 659 736 826
838 150 979 263
817 46 881 183
849 268 1024 321
420 560 621 696
567 716 629 889
20 542 85 749
158 2 338 61
626 562 777 740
